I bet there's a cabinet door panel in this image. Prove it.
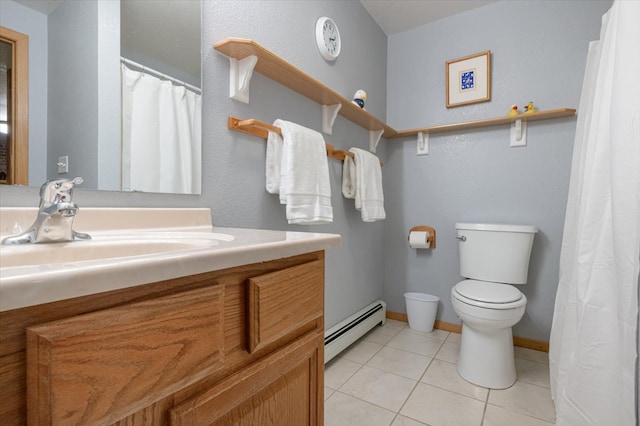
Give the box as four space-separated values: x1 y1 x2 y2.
247 260 323 353
170 332 323 426
27 285 224 425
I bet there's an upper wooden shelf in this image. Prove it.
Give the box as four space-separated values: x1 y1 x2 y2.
214 38 576 144
392 108 576 138
214 37 396 138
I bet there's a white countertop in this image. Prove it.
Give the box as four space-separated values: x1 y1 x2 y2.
0 208 341 311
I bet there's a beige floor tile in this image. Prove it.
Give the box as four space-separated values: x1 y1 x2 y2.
363 322 405 345
446 331 462 344
325 357 362 390
339 365 417 412
387 328 445 357
325 325 557 426
382 319 408 330
340 339 384 364
421 358 488 401
390 415 428 425
483 404 555 426
325 391 396 426
434 340 460 364
366 346 432 380
515 346 550 364
400 383 485 426
515 358 551 388
324 387 335 401
405 327 450 341
488 381 556 423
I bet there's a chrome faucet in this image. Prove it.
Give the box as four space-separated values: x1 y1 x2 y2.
2 177 91 245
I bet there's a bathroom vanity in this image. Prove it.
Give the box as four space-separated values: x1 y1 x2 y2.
0 208 340 425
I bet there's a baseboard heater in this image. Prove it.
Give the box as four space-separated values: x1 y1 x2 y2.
324 300 386 363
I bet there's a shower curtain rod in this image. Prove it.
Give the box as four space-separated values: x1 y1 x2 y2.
120 57 201 94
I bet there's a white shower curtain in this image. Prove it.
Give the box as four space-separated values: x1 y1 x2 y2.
549 1 640 425
121 64 201 194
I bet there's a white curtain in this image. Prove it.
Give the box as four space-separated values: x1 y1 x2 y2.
121 64 201 194
549 1 640 425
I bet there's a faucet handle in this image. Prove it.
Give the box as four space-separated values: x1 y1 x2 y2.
40 177 84 204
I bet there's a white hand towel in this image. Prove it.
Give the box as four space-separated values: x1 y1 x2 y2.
265 130 283 194
275 119 333 225
343 148 385 222
342 154 357 200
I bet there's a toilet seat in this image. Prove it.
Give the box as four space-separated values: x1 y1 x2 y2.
453 280 526 310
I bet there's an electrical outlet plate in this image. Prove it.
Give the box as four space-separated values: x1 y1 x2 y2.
57 156 69 174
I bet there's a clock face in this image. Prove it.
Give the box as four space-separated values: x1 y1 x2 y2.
316 17 341 61
323 20 339 56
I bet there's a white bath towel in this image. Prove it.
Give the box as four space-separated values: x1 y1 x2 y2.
265 130 283 194
342 148 385 222
273 119 333 225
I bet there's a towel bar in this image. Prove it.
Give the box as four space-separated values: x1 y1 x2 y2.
228 116 376 164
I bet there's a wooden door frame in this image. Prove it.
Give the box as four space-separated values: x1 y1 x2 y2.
0 26 29 185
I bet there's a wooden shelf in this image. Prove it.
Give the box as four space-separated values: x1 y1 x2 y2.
392 108 576 138
214 38 396 138
214 38 576 145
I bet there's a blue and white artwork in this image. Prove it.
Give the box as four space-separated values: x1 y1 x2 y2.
460 70 475 91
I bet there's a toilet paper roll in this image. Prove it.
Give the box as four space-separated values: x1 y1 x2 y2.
409 231 431 249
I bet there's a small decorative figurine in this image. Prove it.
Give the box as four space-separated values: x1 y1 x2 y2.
524 101 537 114
507 105 520 117
352 90 367 110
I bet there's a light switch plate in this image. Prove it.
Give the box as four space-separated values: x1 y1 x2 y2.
417 132 429 155
57 155 69 174
510 120 527 147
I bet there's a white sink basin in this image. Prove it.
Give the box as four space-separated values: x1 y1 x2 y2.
0 232 235 268
0 207 341 312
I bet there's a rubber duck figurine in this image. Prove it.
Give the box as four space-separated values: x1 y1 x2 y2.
352 90 367 110
507 105 520 117
524 101 536 114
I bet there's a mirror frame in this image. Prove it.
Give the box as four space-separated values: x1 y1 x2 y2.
0 25 28 185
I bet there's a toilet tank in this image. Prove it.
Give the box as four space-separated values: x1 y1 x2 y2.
456 223 538 284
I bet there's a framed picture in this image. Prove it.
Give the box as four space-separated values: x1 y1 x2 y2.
446 50 491 108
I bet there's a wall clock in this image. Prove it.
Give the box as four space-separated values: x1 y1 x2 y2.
315 17 341 61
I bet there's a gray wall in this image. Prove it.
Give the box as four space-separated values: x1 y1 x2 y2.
47 0 121 190
47 0 99 187
0 1 614 341
384 0 612 342
0 0 48 184
202 0 388 329
0 0 388 330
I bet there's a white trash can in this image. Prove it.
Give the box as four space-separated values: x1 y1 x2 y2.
404 292 439 332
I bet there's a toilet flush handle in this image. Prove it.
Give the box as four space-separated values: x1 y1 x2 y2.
456 235 467 242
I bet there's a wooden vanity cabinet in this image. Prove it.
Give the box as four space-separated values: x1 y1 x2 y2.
0 251 325 425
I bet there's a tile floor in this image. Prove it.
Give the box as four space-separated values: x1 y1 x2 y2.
324 319 556 426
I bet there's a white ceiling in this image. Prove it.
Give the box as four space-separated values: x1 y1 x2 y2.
360 0 497 35
12 0 59 15
14 1 496 36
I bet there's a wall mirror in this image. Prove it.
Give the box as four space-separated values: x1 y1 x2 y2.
4 0 202 194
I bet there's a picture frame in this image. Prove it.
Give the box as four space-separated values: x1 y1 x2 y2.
446 50 491 108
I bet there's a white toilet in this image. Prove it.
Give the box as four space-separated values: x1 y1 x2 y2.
451 223 538 389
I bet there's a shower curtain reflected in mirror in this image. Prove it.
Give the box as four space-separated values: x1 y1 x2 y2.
549 1 640 425
121 64 201 194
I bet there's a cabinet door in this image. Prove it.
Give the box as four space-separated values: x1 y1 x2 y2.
26 285 224 425
170 332 323 426
247 260 324 353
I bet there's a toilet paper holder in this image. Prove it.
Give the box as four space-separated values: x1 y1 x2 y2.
408 225 436 249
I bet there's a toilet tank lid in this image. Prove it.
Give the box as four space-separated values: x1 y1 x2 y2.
455 223 538 233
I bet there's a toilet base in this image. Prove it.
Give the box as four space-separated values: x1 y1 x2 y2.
457 322 516 389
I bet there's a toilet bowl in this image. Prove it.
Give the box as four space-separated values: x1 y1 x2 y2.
451 223 537 389
452 280 527 388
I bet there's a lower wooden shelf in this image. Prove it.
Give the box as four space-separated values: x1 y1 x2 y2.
392 108 576 138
